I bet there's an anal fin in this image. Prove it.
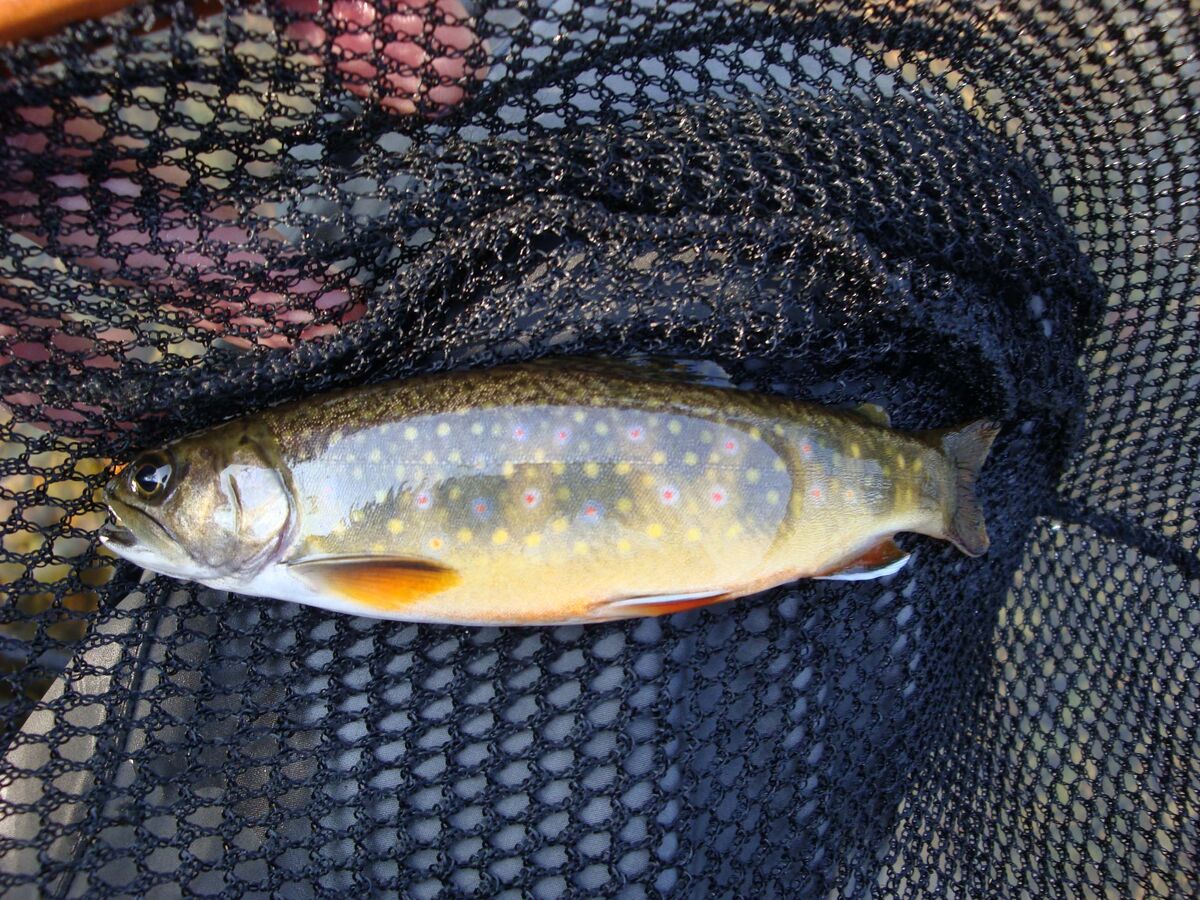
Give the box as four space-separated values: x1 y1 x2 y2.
288 555 461 611
814 539 910 581
593 589 731 619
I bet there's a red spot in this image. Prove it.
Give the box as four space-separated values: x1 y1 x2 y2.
801 443 813 455
475 503 486 513
525 494 536 505
630 429 641 439
664 490 674 500
712 492 724 502
725 440 735 450
585 505 597 516
810 488 822 499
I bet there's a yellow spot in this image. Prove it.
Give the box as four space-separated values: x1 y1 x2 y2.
897 455 906 470
685 527 702 542
709 452 722 464
371 542 385 553
387 518 404 535
422 451 435 465
773 424 786 436
573 410 586 423
766 490 780 505
645 523 664 539
533 449 546 463
470 422 484 436
614 461 631 476
551 518 569 533
330 431 343 445
404 427 418 441
429 537 444 550
449 486 462 501
641 474 656 489
700 431 713 444
651 451 666 465
726 522 743 538
525 532 542 548
845 489 856 500
448 451 462 465
556 486 572 501
551 462 566 475
394 465 407 480
492 529 509 545
352 466 363 480
501 462 515 478
369 448 382 464
617 538 632 553
594 421 609 436
584 462 600 478
436 423 451 437
617 497 633 513
332 521 346 536
746 468 761 484
374 490 388 504
668 420 682 434
912 458 923 474
850 443 861 458
683 452 698 466
749 427 761 439
457 528 473 543
573 541 589 555
350 509 364 524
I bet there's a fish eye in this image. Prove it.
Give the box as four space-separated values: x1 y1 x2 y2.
131 454 172 500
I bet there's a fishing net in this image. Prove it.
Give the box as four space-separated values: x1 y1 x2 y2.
0 0 1195 895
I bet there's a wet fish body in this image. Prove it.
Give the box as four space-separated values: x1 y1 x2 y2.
101 360 998 624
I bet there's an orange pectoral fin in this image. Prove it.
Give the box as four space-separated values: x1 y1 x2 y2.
591 589 732 620
288 556 461 611
813 538 910 581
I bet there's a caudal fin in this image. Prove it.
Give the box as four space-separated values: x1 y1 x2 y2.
926 420 1001 557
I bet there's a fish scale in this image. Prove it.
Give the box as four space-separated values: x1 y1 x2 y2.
100 359 998 624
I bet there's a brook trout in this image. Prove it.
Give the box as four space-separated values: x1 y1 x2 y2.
100 359 998 624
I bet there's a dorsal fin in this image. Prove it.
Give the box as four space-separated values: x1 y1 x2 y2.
847 402 891 427
530 355 738 389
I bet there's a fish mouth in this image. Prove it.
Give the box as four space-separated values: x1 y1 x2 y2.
99 518 137 548
100 497 164 550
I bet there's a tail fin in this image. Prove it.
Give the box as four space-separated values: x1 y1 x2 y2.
925 420 1001 557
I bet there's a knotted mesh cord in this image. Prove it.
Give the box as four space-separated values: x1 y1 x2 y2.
0 0 1196 896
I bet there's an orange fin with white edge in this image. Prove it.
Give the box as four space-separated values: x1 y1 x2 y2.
814 539 910 581
592 589 732 619
288 555 461 611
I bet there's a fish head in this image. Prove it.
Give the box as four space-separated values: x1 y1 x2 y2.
101 425 293 581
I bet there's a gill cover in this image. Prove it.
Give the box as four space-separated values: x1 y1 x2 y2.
105 421 294 579
183 422 293 574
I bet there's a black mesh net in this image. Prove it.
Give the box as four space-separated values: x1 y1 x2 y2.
0 0 1196 895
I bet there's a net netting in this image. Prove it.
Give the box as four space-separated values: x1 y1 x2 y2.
0 0 1195 895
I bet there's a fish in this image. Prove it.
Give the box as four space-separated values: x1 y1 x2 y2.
99 358 999 625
